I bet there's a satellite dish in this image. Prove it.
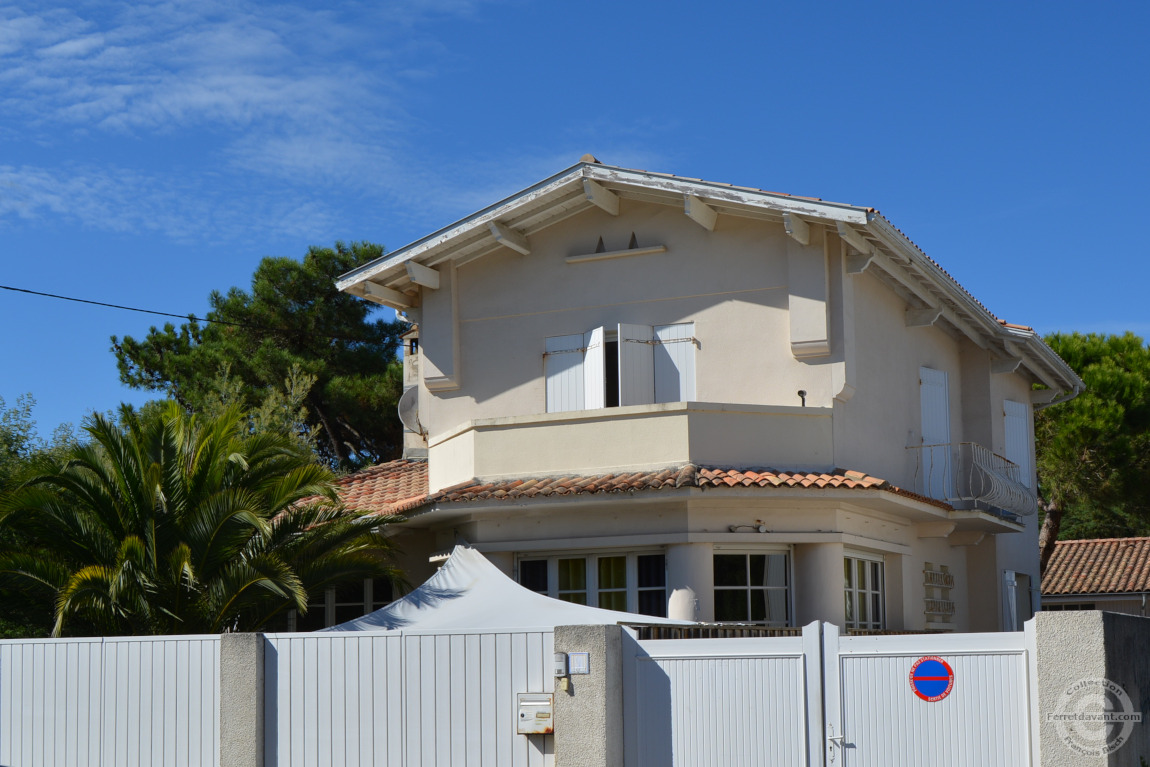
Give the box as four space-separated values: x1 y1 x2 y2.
397 386 423 436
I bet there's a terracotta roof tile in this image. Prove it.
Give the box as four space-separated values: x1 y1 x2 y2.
1042 538 1150 596
428 464 951 511
332 459 428 516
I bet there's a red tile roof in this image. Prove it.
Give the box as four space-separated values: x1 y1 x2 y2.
1042 538 1150 596
429 464 950 510
334 459 428 515
330 461 953 516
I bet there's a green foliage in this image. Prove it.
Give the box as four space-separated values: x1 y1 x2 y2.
1036 332 1150 539
0 404 402 636
111 242 406 470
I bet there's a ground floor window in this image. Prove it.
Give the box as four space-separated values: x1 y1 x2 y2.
713 551 791 626
1042 603 1096 611
844 554 884 630
284 577 395 632
517 551 667 617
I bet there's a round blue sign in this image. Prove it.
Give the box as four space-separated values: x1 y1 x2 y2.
909 656 954 702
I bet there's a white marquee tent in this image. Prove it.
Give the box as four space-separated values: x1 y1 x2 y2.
326 545 688 631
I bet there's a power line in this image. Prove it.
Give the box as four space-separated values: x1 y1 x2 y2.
0 283 394 343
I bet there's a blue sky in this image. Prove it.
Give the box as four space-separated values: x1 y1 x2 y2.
2 0 1148 436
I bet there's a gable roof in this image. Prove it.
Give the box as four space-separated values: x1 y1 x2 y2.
1042 537 1150 596
337 158 1082 400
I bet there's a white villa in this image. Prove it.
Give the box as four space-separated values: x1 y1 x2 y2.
323 156 1082 634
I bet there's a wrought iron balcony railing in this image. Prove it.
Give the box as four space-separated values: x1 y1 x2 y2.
907 442 1037 522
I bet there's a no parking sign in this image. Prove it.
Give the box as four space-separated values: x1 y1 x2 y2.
909 656 954 702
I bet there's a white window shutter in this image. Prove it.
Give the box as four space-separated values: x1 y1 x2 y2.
618 324 654 406
1003 399 1033 489
654 323 696 403
545 334 585 412
919 367 952 499
583 327 606 409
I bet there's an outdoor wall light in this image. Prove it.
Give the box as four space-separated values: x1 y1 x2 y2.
728 523 769 533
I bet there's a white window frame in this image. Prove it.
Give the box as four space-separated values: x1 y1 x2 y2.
712 545 794 627
844 551 885 630
515 549 668 616
545 322 695 413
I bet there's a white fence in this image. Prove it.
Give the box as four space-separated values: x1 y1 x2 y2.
625 622 1038 767
0 635 220 767
264 628 555 767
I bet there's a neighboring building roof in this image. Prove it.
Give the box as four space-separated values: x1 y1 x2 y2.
335 459 428 515
1042 538 1150 596
332 460 951 515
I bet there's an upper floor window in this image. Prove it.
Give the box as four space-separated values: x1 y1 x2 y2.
544 323 695 413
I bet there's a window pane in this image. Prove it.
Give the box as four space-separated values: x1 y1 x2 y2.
638 555 666 588
844 559 852 589
749 555 766 586
714 555 747 587
371 577 394 607
638 590 667 617
765 555 787 588
335 604 365 624
857 560 867 591
335 579 363 603
598 557 626 590
296 607 327 632
519 560 548 593
845 592 854 624
766 589 788 624
558 559 586 591
871 593 882 624
714 590 748 622
858 592 869 623
598 591 627 611
871 562 882 588
750 590 766 622
558 592 587 606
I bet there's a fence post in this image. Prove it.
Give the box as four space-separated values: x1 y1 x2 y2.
554 624 623 767
219 632 265 767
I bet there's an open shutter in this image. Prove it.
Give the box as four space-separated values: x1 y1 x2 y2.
919 367 952 499
545 334 585 413
654 323 696 403
1003 399 1033 489
583 327 606 409
618 324 654 406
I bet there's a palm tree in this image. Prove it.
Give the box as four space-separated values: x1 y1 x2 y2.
0 403 401 636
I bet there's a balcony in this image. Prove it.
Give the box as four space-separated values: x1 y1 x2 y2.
427 402 834 493
907 442 1037 522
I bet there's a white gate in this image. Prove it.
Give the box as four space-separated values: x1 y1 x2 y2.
625 622 1037 767
264 628 555 767
823 624 1036 767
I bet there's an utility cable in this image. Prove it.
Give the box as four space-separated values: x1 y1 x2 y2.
0 283 395 343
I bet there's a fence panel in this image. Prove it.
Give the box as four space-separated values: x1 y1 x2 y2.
625 634 814 767
0 635 219 767
265 629 555 767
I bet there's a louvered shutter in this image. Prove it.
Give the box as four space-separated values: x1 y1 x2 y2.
919 367 952 499
1003 399 1033 489
583 327 606 409
654 323 696 403
545 334 585 413
618 324 654 406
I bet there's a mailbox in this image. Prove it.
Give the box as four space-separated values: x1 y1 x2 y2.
516 693 554 735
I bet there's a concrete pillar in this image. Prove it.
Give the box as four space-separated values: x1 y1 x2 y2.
793 542 846 626
666 542 713 621
554 625 624 767
219 632 264 767
1034 611 1150 766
